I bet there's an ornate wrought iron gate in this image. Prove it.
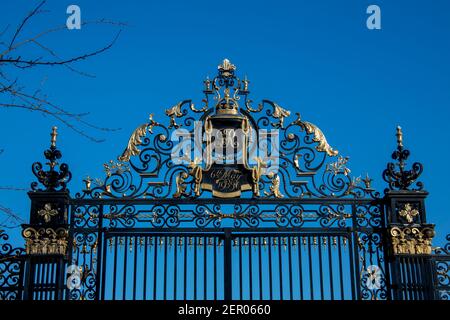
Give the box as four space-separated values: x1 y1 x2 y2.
1 59 449 300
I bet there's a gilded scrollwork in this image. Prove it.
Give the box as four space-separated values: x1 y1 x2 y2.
75 59 380 201
118 114 159 162
188 158 203 197
270 102 291 128
165 101 184 129
264 173 284 198
327 156 351 176
22 227 69 255
390 226 435 255
251 157 267 197
292 112 339 157
103 160 130 178
173 171 189 198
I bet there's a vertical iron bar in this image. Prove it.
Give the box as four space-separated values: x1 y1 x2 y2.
143 236 148 300
318 236 324 300
163 235 168 300
239 237 243 300
297 235 303 300
348 235 357 300
337 236 344 300
327 236 334 300
415 257 423 300
213 237 217 300
258 237 263 300
249 237 253 300
95 205 104 301
351 204 361 300
36 263 41 300
307 235 314 300
224 230 232 301
122 235 128 300
194 236 197 300
288 236 293 300
278 235 283 300
112 236 118 300
153 236 158 300
100 234 108 300
403 257 412 299
203 236 207 300
183 235 187 300
410 257 417 300
173 236 177 300
45 262 50 300
133 236 138 300
268 236 273 300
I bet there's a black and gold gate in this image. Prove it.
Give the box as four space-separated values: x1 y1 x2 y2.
1 60 449 300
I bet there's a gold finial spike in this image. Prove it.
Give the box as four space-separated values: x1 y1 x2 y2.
396 126 403 148
218 58 236 72
50 126 58 147
243 75 249 91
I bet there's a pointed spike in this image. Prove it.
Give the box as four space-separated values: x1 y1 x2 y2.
396 126 403 148
50 126 58 147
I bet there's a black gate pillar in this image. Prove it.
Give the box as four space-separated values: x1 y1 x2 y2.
383 126 436 300
22 127 72 300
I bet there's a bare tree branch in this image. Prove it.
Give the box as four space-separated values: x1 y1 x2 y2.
0 204 24 229
1 30 122 68
0 2 126 141
0 2 127 226
8 0 46 51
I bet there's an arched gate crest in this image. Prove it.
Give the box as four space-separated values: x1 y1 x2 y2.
1 59 449 300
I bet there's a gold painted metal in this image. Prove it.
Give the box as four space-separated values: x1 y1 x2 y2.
250 157 267 197
118 114 159 162
218 58 236 74
326 156 351 176
293 113 338 156
362 173 373 189
23 227 68 255
37 203 58 223
264 173 284 198
50 126 58 147
83 176 92 191
165 102 185 129
173 172 189 198
396 125 403 148
332 237 337 247
399 203 419 224
188 157 203 197
271 102 291 128
390 226 435 255
104 160 129 177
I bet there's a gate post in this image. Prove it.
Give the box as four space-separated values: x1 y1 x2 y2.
22 127 71 300
383 127 436 300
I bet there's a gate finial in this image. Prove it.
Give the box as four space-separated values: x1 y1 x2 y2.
396 125 403 148
30 126 72 191
50 126 58 147
382 126 423 192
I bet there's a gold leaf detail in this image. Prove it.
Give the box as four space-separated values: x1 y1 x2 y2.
118 114 158 162
293 113 338 156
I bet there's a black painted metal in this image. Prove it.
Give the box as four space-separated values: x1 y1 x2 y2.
1 61 450 301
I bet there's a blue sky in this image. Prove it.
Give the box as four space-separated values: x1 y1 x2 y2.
1 0 449 246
